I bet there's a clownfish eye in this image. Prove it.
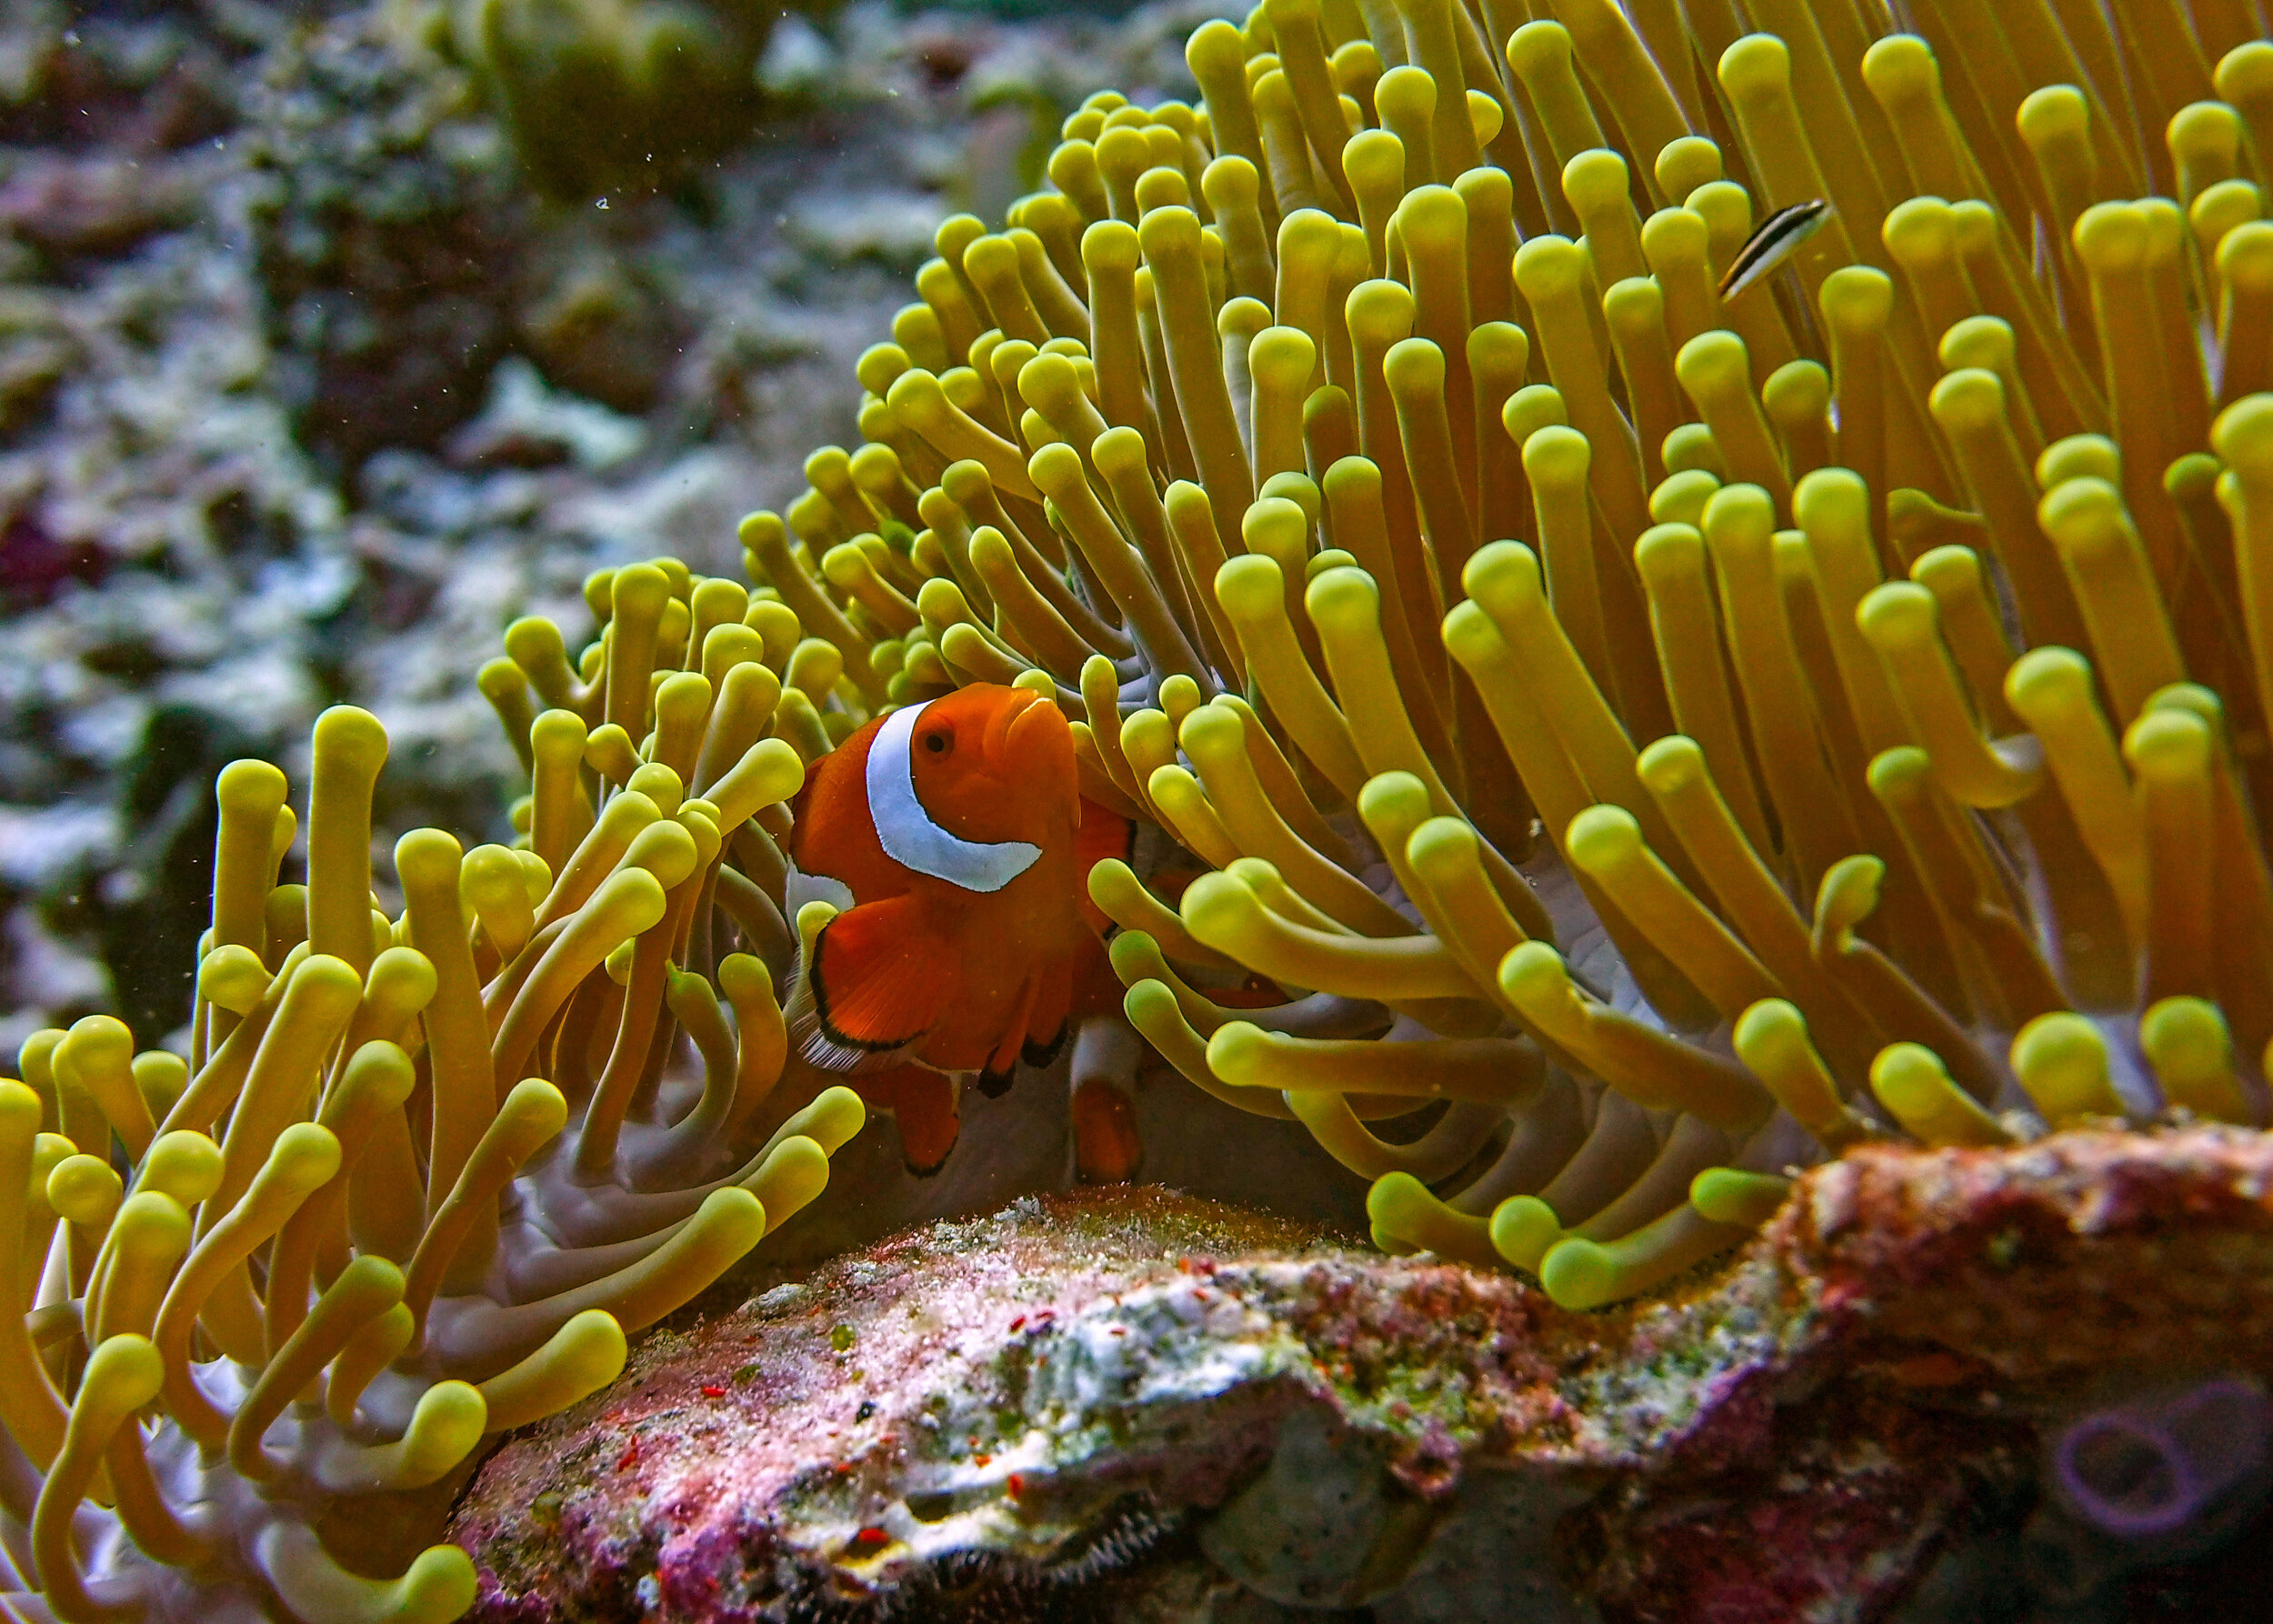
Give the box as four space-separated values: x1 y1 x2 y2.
922 730 950 755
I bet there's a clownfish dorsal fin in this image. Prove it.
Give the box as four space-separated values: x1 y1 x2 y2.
787 893 956 1072
868 700 1042 893
783 858 854 920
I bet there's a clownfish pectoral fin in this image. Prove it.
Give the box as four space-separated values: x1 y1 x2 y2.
789 893 954 1073
853 1063 960 1176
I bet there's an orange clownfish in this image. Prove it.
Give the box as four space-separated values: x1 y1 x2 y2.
784 683 1134 1176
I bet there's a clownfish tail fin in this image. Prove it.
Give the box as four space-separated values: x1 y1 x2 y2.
1073 1078 1142 1184
1071 1014 1146 1184
849 1063 961 1175
976 972 1042 1097
1020 959 1074 1069
975 1062 1016 1098
1021 1023 1067 1068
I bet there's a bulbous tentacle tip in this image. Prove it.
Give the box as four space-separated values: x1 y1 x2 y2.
1365 1171 1498 1268
1687 1167 1790 1228
479 1312 627 1436
747 1135 835 1232
1732 999 1870 1151
794 1087 870 1157
2009 1013 2130 1128
1870 1043 2014 1148
406 1382 490 1484
257 1522 477 1624
2213 393 2273 482
2140 997 2252 1124
1539 1200 1753 1308
1488 1193 1563 1273
79 1331 165 1415
2017 82 2089 149
1537 1235 1623 1308
1674 328 1751 402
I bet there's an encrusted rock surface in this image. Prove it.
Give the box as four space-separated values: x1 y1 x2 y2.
455 1129 2273 1622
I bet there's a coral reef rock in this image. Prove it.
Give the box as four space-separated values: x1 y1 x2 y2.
456 1130 2273 1622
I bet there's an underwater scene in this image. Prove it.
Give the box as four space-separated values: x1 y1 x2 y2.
3 0 2273 1617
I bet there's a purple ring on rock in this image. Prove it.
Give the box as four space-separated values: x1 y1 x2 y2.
2054 1377 2273 1541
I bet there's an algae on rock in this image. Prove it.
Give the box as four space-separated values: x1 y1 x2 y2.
415 0 833 199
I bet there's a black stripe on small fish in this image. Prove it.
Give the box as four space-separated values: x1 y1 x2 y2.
1717 199 1833 301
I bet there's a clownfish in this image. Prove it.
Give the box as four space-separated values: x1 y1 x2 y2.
784 683 1136 1177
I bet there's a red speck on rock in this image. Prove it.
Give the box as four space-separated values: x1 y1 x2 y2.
0 516 104 607
1888 1352 1975 1388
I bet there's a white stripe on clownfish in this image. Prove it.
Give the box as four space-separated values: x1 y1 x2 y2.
866 699 1042 893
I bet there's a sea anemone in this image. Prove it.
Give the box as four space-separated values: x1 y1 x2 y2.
0 627 863 1619
720 0 2273 1313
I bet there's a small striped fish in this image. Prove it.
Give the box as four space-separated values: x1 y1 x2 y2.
1717 199 1834 301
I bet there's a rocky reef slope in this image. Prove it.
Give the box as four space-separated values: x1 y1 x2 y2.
461 1131 2273 1621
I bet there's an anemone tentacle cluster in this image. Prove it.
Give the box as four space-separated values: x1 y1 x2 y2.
0 637 862 1619
712 0 2273 1313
